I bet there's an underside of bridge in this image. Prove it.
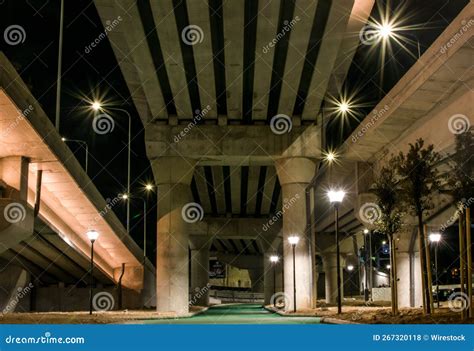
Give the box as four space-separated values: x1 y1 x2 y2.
92 0 473 314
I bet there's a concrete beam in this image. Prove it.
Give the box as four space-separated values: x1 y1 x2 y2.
150 0 193 119
277 0 318 118
302 0 354 119
223 0 245 119
186 0 217 118
146 124 321 165
252 0 281 120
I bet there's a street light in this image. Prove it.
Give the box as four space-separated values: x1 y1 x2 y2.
270 255 279 307
91 101 132 237
288 235 299 313
62 137 89 174
328 189 346 314
429 233 442 308
87 230 99 315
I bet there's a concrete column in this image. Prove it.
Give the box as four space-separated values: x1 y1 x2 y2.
152 157 195 315
189 237 210 306
248 267 264 292
275 157 316 311
322 253 337 304
397 251 422 308
264 253 276 305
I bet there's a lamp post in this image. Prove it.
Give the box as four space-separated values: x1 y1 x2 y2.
429 233 441 308
62 137 89 174
288 236 299 313
327 189 346 314
92 102 132 236
270 255 279 306
87 230 99 315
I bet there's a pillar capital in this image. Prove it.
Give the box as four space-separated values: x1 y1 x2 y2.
151 156 196 185
275 157 317 186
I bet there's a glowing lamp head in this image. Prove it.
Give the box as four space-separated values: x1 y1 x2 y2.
270 255 279 263
347 265 354 271
338 102 349 113
61 137 66 141
86 230 99 242
378 24 393 39
429 233 441 243
145 184 153 191
121 193 129 200
326 152 336 163
288 236 300 246
91 101 102 111
327 190 346 203
386 264 391 269
363 229 369 234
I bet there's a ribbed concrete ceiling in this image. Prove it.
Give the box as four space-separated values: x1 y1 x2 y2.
94 0 372 125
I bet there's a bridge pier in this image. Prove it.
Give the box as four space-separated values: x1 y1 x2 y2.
153 157 195 315
189 237 210 306
276 157 316 312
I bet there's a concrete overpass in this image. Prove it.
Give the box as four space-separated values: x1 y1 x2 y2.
0 53 154 311
93 0 376 315
313 3 473 307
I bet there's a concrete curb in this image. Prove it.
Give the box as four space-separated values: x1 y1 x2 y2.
264 306 360 324
320 317 360 324
116 307 209 324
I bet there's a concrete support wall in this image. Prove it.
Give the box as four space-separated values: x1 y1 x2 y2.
153 157 195 315
0 263 31 313
275 157 316 311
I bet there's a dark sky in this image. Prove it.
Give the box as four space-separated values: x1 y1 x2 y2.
0 0 469 266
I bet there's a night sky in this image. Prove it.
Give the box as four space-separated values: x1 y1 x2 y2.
0 0 469 271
